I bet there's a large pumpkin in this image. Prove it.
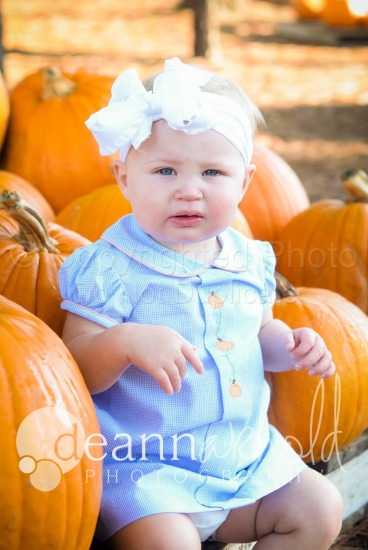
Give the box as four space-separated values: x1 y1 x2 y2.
56 184 253 241
0 67 117 213
0 295 102 549
56 184 132 241
0 170 55 222
239 143 310 242
268 274 368 464
0 190 90 335
0 72 10 151
275 170 368 313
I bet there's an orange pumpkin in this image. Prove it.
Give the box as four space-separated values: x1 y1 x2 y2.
0 72 10 151
208 291 224 309
321 0 368 27
230 207 253 239
0 67 117 213
0 295 102 549
0 170 55 222
0 190 90 335
56 184 253 242
292 0 326 19
229 381 242 398
216 338 235 352
268 274 368 464
239 143 310 242
56 184 132 241
275 170 368 313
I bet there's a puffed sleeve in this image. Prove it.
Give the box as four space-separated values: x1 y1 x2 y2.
258 241 276 311
58 241 133 328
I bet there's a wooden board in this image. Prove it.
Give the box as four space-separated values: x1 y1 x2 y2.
327 448 368 528
277 21 368 45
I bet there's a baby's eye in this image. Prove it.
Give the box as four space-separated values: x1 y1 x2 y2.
203 169 220 176
157 168 176 176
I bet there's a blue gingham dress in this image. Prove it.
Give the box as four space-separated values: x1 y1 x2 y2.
59 214 306 541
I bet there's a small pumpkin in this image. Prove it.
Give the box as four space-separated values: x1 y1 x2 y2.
239 143 310 242
208 291 224 309
0 170 55 222
229 381 242 398
275 169 368 313
216 338 235 352
0 67 117 213
0 295 102 549
268 273 368 464
0 190 90 335
292 0 326 19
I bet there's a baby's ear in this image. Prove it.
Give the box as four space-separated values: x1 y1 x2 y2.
113 160 129 198
240 163 256 199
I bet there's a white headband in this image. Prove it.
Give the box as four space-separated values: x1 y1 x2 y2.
85 57 254 165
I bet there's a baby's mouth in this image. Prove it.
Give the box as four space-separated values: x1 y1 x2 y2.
170 211 204 226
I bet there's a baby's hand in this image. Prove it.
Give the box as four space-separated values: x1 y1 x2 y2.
283 328 335 378
123 324 204 394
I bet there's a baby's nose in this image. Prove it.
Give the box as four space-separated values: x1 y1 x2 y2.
174 178 203 200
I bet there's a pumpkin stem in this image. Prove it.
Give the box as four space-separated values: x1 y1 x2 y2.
341 169 368 202
0 190 59 253
275 271 298 300
41 67 77 100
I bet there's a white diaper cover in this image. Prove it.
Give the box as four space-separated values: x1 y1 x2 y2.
186 509 231 542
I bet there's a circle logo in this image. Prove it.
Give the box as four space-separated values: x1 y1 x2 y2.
16 407 86 492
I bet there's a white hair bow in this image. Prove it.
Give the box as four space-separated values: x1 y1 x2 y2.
85 57 253 165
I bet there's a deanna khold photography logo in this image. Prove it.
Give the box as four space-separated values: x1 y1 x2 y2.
16 376 344 493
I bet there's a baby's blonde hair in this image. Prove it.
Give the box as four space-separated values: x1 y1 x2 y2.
143 69 264 135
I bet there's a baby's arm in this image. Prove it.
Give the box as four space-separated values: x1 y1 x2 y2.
259 309 335 378
62 312 204 395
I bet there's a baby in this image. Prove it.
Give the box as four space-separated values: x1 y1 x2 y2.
59 57 342 549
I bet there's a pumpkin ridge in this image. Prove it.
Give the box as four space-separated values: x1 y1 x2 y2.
0 244 21 282
303 205 327 285
327 296 367 443
2 254 39 312
0 329 24 547
312 292 365 444
349 203 368 313
332 205 346 295
325 299 362 445
311 205 339 291
334 203 364 306
34 253 61 323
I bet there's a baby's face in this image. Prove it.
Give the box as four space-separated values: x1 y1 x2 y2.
114 120 254 254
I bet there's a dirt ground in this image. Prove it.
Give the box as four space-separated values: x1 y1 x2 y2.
2 0 368 203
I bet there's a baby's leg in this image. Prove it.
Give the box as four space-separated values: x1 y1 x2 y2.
108 512 202 550
215 467 343 549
